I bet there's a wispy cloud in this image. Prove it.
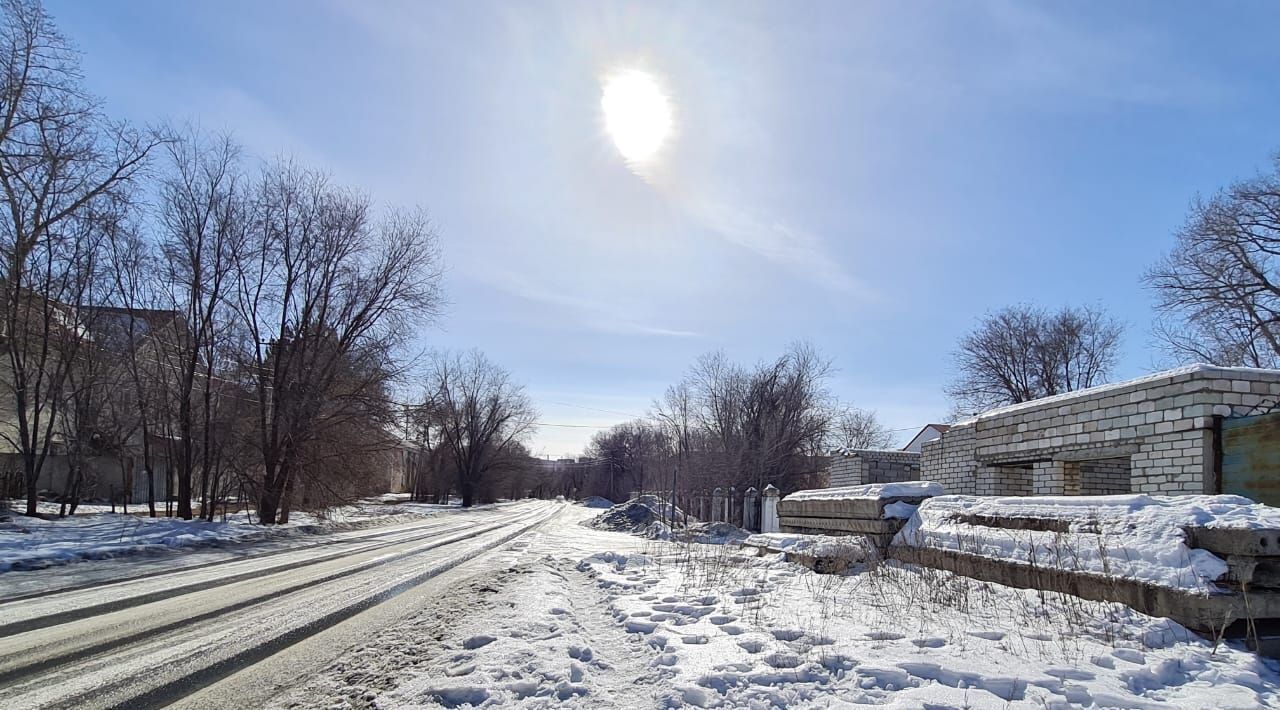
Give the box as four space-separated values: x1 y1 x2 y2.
687 198 872 298
472 267 700 339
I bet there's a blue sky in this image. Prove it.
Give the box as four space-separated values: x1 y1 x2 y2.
51 0 1280 456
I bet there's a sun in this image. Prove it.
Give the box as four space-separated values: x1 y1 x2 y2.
601 69 673 164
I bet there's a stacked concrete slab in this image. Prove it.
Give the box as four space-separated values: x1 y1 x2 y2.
777 486 935 551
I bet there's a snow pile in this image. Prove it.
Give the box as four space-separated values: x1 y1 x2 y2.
896 494 1280 592
745 532 879 562
784 481 944 502
578 496 615 509
585 495 686 538
675 521 750 545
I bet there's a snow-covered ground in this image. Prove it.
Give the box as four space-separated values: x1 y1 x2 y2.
0 495 478 574
269 504 1280 709
899 493 1280 592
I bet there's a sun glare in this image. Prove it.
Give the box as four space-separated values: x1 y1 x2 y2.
601 69 672 164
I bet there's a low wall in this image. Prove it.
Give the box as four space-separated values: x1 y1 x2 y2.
827 449 921 487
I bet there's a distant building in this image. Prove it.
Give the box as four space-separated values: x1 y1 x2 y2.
902 424 950 453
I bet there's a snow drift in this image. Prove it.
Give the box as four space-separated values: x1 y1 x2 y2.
895 494 1280 593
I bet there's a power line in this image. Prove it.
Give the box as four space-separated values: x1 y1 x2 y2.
543 400 647 419
532 421 618 429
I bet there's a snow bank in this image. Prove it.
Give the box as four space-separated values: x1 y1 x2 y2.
578 496 615 509
784 481 943 502
675 521 750 545
0 514 313 572
0 497 440 572
745 532 879 560
896 494 1280 592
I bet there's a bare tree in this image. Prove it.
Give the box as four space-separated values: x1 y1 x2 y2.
947 304 1122 415
828 406 894 450
1147 155 1280 368
426 350 537 508
0 0 158 515
103 227 165 516
587 420 671 501
677 343 834 493
153 130 245 520
234 162 442 524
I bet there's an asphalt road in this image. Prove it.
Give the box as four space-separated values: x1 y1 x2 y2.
0 500 563 709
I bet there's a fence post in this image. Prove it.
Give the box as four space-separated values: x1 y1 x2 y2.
712 487 724 522
743 487 759 531
761 484 780 533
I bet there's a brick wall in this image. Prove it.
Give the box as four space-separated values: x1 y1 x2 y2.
827 449 921 487
920 365 1280 497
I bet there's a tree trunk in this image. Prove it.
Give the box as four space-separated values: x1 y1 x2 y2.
177 458 193 520
258 487 279 525
24 454 38 516
279 472 297 524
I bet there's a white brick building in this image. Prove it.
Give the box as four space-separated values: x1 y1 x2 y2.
920 365 1280 497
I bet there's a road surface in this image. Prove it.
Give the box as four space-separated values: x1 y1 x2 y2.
0 500 563 709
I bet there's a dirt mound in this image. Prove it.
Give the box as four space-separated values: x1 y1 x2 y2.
579 496 615 509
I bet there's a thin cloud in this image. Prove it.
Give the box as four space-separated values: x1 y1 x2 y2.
691 198 873 298
473 268 701 339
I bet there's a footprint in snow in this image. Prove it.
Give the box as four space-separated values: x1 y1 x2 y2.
1111 648 1146 664
719 625 745 635
681 635 710 645
462 635 497 650
568 645 594 662
965 630 1005 641
911 637 946 649
819 653 856 672
1045 667 1095 681
625 619 658 634
709 615 736 625
764 652 803 669
771 629 805 642
866 631 905 641
445 663 476 677
738 639 765 653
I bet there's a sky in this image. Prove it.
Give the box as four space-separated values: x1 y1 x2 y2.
47 0 1280 457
